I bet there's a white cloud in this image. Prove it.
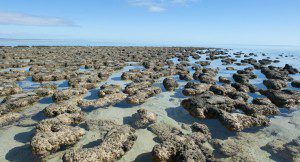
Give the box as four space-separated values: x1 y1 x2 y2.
128 0 197 12
0 12 76 26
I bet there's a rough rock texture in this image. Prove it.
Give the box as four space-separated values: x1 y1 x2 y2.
0 112 22 127
260 89 300 108
163 78 179 91
79 92 127 108
63 120 137 162
182 82 211 96
98 84 122 97
124 81 153 95
0 92 40 115
131 109 157 128
291 81 300 88
34 84 57 97
52 88 87 102
149 122 215 162
126 86 162 104
263 79 287 90
44 101 81 117
264 137 300 162
181 92 269 131
31 113 85 158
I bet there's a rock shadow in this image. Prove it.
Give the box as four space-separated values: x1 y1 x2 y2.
5 144 36 162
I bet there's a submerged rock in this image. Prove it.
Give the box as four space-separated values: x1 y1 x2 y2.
264 137 300 162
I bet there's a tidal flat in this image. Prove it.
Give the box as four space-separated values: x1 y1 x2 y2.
0 46 299 162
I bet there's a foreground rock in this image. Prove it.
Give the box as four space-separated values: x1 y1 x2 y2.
63 120 137 162
181 92 270 131
31 113 85 158
131 109 157 128
149 122 215 162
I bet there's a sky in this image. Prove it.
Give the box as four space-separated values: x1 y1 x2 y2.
0 0 300 46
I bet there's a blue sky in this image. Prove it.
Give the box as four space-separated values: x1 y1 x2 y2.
0 0 299 46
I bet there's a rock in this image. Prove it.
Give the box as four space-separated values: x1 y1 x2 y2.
52 88 87 102
261 66 293 81
291 81 300 88
131 109 157 128
0 81 22 96
0 92 40 115
236 103 280 116
260 89 300 108
163 78 179 91
79 92 127 108
205 108 270 131
44 101 81 117
31 113 85 158
233 73 249 84
149 123 215 162
219 76 231 84
98 84 122 97
226 67 235 70
264 137 300 162
179 72 193 81
126 86 161 104
199 74 216 84
0 113 22 127
124 81 153 95
63 121 137 162
283 64 299 74
34 84 57 97
181 91 237 118
263 79 287 90
182 82 211 96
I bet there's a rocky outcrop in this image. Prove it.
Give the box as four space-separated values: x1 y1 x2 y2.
182 82 211 96
63 120 137 162
163 78 179 91
31 113 85 158
149 122 215 162
263 79 287 90
126 86 162 104
131 109 157 128
0 112 22 127
79 92 127 108
260 89 300 108
98 84 122 97
52 88 87 102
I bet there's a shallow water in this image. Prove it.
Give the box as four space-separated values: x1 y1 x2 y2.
0 45 300 162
